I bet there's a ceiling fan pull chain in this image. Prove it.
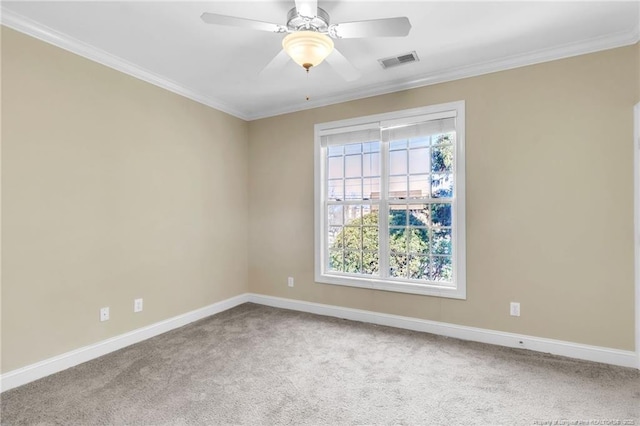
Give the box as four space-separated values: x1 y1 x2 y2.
305 68 311 101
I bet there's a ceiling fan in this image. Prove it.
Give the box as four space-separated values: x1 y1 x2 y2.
201 0 411 81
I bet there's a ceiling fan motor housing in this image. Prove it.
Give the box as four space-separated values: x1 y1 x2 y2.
286 7 330 33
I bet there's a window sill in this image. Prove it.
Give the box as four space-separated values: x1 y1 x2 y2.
315 272 467 300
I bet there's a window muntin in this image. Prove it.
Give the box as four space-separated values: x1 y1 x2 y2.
315 102 465 299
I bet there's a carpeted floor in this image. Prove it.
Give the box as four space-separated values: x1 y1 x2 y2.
1 303 639 425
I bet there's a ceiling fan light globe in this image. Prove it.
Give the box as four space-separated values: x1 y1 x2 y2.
282 31 334 69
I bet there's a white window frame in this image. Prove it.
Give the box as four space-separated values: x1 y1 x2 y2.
314 101 466 299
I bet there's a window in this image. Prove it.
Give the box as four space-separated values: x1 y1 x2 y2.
314 101 466 299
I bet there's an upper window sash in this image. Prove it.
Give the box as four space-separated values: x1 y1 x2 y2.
319 110 458 148
319 123 380 147
382 117 456 143
380 110 457 129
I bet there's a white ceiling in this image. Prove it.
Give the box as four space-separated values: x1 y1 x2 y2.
2 1 639 120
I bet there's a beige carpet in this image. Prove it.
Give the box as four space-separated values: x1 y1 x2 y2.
1 303 639 425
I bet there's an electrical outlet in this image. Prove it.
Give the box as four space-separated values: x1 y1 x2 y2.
510 302 520 317
134 298 143 313
287 277 294 287
100 307 110 322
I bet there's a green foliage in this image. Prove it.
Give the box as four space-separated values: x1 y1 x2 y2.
431 203 451 227
432 134 454 172
331 209 437 279
330 206 453 282
330 211 380 274
388 209 429 279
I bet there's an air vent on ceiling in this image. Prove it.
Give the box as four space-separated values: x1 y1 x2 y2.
378 51 419 69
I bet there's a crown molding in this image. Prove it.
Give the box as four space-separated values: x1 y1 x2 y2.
2 7 638 122
246 23 640 120
0 8 251 121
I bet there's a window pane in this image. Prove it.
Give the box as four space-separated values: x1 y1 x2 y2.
362 206 378 224
328 156 343 179
408 228 430 255
389 205 408 227
430 203 451 227
362 204 376 218
409 148 429 174
344 178 362 200
363 178 381 200
433 132 455 146
345 154 362 178
389 227 408 254
328 226 342 247
344 143 361 155
344 251 361 273
432 228 452 255
389 150 407 175
363 141 380 153
363 153 380 177
432 145 453 173
409 137 430 148
431 174 453 198
408 175 429 198
328 205 343 226
344 205 362 226
343 227 362 251
409 255 429 280
328 146 343 156
408 204 429 224
390 139 407 150
328 179 343 200
362 227 379 251
389 253 408 278
407 202 429 255
328 251 343 272
408 205 428 226
389 176 408 199
431 255 453 282
362 251 379 275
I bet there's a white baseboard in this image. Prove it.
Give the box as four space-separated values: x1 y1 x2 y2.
0 293 250 393
2 292 637 393
247 293 639 370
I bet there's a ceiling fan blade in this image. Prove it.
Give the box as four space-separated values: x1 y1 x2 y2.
295 0 318 18
325 48 361 82
260 49 291 77
329 17 411 39
201 13 286 33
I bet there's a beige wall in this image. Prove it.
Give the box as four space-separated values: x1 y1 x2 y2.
1 27 249 373
248 44 640 351
1 25 638 374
